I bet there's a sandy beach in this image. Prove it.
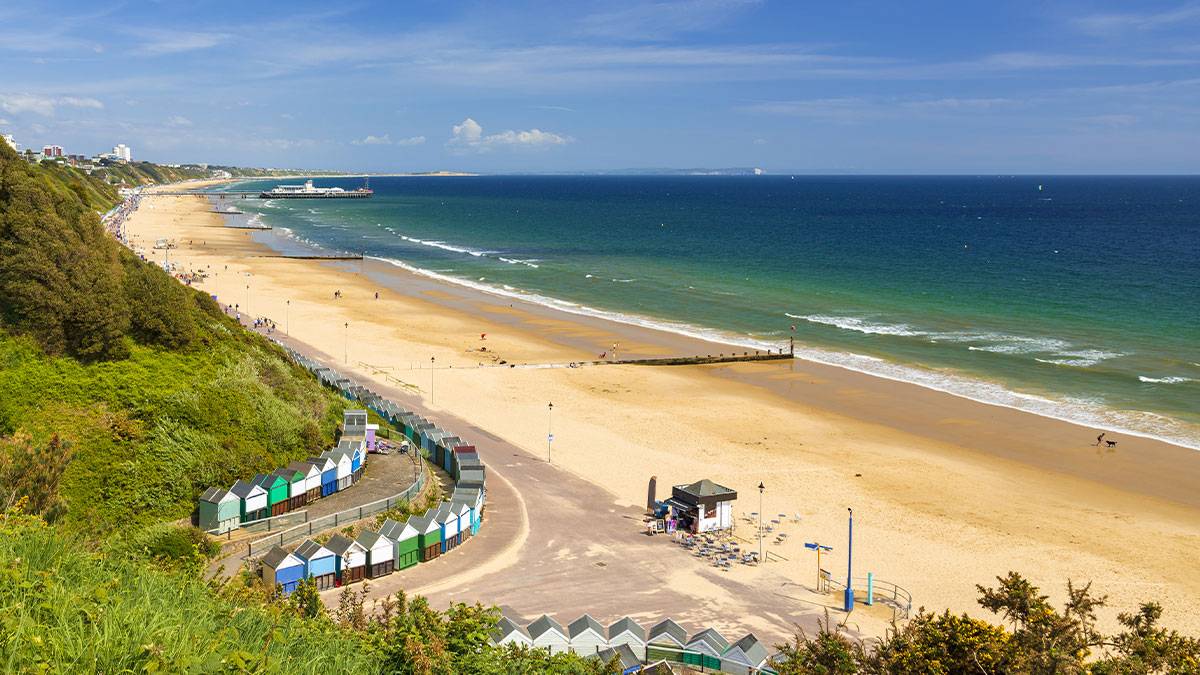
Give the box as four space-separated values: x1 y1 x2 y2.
126 193 1200 637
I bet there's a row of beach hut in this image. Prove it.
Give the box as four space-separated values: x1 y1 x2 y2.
198 410 376 534
259 348 490 595
491 615 776 674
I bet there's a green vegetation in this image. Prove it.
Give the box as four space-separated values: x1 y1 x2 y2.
774 572 1200 674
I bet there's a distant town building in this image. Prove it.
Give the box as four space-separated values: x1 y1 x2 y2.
112 143 132 162
42 145 64 159
2 133 17 151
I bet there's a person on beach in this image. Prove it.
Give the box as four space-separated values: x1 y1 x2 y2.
1095 432 1106 446
375 291 379 300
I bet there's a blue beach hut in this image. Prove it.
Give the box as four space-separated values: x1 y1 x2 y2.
294 539 337 591
308 456 338 497
261 546 305 596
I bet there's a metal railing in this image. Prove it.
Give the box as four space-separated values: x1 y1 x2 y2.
246 457 426 559
828 575 913 620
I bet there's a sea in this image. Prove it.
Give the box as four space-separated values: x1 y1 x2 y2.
210 175 1200 449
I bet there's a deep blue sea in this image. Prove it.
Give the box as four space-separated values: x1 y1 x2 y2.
213 176 1200 448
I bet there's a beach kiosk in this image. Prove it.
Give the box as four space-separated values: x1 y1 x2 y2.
528 615 570 656
433 502 462 552
667 479 737 534
410 512 443 562
491 616 533 649
685 628 729 671
646 619 687 663
378 518 421 570
591 645 642 675
308 456 338 497
325 533 368 585
294 539 337 591
287 460 323 504
198 487 240 534
607 617 647 661
275 467 308 512
261 546 305 596
230 479 269 523
357 530 395 578
567 614 608 656
721 634 770 675
254 473 291 517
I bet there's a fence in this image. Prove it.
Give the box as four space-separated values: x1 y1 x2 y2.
828 575 913 621
207 510 309 540
246 456 426 560
641 643 778 674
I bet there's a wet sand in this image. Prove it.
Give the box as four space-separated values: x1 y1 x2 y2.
126 193 1200 636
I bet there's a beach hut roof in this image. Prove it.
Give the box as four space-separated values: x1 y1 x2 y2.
199 487 234 504
648 618 687 646
458 468 486 483
294 539 334 561
592 644 641 671
448 501 471 517
261 546 302 569
378 518 419 542
273 468 304 483
337 439 363 451
724 633 769 666
306 456 335 472
355 530 390 549
229 479 266 499
687 628 730 653
490 616 530 643
568 614 605 639
640 661 676 675
325 533 366 558
254 473 286 489
286 460 319 477
408 513 440 534
432 502 457 524
527 615 566 640
608 617 646 641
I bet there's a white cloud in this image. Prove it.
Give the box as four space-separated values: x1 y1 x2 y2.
580 0 762 41
138 30 229 55
1074 4 1200 36
166 115 193 127
0 93 103 116
448 118 571 152
396 135 426 146
352 133 393 146
0 118 9 126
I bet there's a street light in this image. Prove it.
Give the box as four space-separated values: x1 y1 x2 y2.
844 507 854 612
547 402 554 464
285 300 290 336
757 482 765 562
343 322 349 364
245 284 250 315
430 356 435 405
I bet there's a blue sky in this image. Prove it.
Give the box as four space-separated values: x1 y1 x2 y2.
2 1 1199 173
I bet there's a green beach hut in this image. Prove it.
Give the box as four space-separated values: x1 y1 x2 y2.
410 512 443 562
378 517 421 570
274 467 308 512
198 487 240 534
254 473 290 517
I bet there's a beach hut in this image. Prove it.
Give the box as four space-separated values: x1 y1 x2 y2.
607 617 647 662
591 644 642 674
453 453 483 482
397 413 419 440
343 409 368 438
667 479 737 534
357 530 395 578
275 467 308 511
198 487 240 534
325 533 368 585
308 456 338 497
287 460 323 504
321 448 354 491
528 615 570 656
254 473 291 517
447 442 472 473
451 489 482 535
567 614 608 656
458 468 486 493
230 479 269 523
490 616 533 648
410 512 443 562
646 619 687 663
685 628 729 671
433 502 462 552
294 539 337 590
378 518 421 570
438 436 462 467
414 422 435 449
261 546 305 596
721 634 770 675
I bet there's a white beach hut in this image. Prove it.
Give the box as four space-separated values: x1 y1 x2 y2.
528 615 570 655
567 614 608 656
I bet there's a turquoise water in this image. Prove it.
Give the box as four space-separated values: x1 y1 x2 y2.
213 176 1200 448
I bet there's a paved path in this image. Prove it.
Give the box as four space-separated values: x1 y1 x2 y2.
263 337 862 646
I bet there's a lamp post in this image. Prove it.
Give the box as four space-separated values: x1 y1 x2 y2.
285 300 290 336
245 283 251 315
430 356 435 405
343 322 349 364
844 507 854 612
547 402 554 464
757 482 765 562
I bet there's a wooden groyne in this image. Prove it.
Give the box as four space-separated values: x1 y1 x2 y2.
617 351 792 367
251 253 363 260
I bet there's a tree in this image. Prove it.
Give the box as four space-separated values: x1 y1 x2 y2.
289 577 325 620
976 572 1102 674
773 613 865 675
0 431 73 521
866 610 1013 675
1092 602 1200 674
